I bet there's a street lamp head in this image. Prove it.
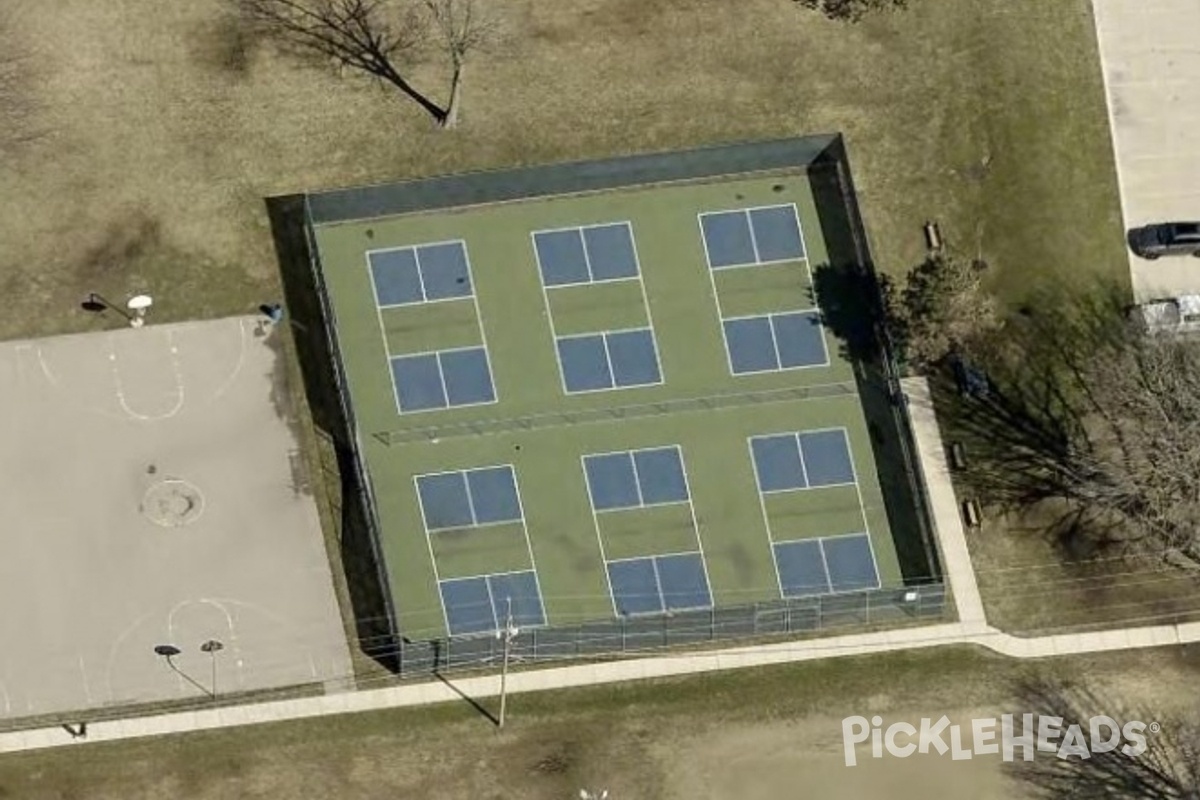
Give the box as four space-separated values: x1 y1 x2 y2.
153 644 181 658
200 640 224 654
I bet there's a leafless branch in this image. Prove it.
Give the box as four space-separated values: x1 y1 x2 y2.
947 283 1200 568
1013 677 1200 799
241 0 499 127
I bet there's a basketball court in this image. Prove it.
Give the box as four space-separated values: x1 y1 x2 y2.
0 316 351 719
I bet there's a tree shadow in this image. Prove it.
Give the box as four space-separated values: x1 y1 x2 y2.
1008 674 1200 798
191 6 264 76
793 0 907 23
808 142 940 585
264 194 399 672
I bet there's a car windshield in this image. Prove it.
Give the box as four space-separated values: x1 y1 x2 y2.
1172 223 1200 241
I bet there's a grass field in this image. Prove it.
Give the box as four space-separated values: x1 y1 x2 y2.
312 166 904 638
2 645 1197 799
0 0 1122 344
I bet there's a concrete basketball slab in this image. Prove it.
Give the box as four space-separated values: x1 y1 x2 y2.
0 317 351 719
1092 0 1200 301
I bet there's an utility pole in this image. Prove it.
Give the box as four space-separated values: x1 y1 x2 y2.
496 596 518 729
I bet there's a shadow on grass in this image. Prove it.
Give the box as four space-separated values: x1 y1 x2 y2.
927 281 1138 559
808 141 939 586
264 194 398 673
1007 674 1200 798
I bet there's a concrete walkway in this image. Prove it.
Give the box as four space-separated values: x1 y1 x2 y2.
0 377 1191 755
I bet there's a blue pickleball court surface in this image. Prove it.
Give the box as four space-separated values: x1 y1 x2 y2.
369 241 474 306
699 204 806 269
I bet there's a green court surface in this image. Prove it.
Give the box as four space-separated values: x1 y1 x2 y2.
310 163 908 639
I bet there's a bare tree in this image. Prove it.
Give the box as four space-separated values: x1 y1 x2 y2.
887 252 1000 370
948 283 1200 569
240 0 497 128
793 0 907 23
1013 677 1200 799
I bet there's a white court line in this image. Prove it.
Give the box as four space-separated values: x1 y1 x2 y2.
77 655 94 705
744 209 763 264
627 448 646 507
103 609 159 704
656 553 715 613
579 454 621 618
839 429 883 592
796 426 854 492
417 464 547 634
510 466 550 627
377 294 473 311
622 223 669 385
746 435 787 599
206 318 249 403
648 555 667 613
793 432 811 488
697 212 740 376
410 245 430 302
433 352 452 411
677 446 716 609
461 242 500 406
387 346 498 416
554 328 666 395
818 533 882 594
697 203 808 270
768 538 832 596
483 578 498 632
413 473 454 637
365 247 406 415
108 330 186 421
718 311 831 375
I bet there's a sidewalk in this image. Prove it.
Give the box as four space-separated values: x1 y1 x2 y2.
0 377 1191 755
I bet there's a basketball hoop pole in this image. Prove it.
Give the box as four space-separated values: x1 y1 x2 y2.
126 295 154 328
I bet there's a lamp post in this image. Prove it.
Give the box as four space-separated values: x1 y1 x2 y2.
496 597 518 729
200 640 224 699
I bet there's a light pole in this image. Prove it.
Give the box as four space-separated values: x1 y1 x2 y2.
200 640 224 699
496 597 518 729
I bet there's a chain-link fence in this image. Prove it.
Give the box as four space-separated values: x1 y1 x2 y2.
394 582 947 676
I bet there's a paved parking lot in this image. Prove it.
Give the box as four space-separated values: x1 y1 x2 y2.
1092 0 1200 300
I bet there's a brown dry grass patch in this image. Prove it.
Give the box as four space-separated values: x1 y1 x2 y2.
0 0 1122 342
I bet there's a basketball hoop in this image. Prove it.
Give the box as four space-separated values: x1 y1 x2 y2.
127 295 153 328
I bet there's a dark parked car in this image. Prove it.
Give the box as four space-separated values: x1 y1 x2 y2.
1128 222 1200 260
